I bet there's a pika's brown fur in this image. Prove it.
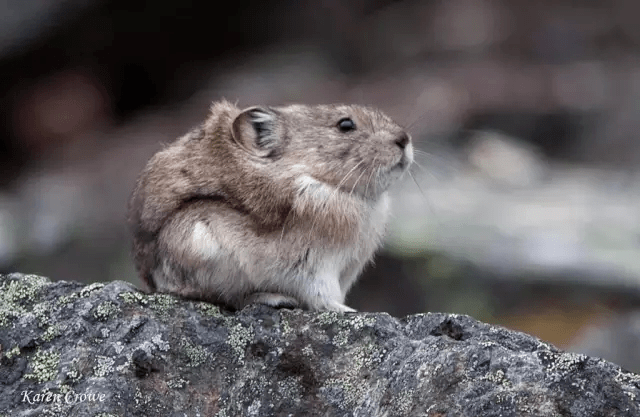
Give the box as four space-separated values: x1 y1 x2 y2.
128 100 413 311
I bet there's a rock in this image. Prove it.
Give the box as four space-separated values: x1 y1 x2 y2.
0 273 638 416
570 310 640 374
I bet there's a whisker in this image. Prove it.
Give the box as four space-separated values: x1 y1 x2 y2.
410 159 431 176
404 110 429 132
364 156 378 199
408 170 441 227
349 166 368 196
278 204 294 253
414 149 435 156
278 161 363 254
372 165 382 196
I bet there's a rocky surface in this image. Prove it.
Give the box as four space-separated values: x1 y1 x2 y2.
0 273 638 416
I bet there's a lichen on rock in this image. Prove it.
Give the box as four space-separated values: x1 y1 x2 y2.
0 273 638 416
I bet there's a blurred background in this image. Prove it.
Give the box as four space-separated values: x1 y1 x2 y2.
1 0 640 371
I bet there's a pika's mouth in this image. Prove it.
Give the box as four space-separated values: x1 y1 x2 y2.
391 144 414 172
392 156 409 171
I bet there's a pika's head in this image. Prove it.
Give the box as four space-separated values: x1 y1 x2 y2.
228 103 413 201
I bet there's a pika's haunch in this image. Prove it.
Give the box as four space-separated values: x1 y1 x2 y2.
128 100 413 312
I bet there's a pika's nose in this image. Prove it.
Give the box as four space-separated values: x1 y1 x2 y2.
395 132 410 149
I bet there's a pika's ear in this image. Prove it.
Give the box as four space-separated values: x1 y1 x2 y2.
231 106 280 157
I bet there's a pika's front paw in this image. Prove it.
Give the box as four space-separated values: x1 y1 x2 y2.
245 292 300 309
326 301 357 313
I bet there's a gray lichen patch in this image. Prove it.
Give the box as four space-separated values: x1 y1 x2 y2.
166 377 188 389
151 334 170 352
538 350 590 381
93 355 116 377
332 329 350 347
24 348 60 383
349 314 377 330
79 282 105 298
391 389 416 415
64 357 82 384
279 317 292 335
301 345 314 356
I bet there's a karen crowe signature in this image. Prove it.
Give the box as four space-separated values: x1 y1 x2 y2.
21 390 106 405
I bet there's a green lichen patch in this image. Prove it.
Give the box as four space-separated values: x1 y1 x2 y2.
180 337 210 367
118 291 149 306
313 311 341 326
56 292 80 306
195 301 223 318
42 324 62 342
92 301 120 321
3 345 20 359
32 302 53 328
148 293 179 320
483 368 512 387
0 275 50 327
324 342 387 408
24 348 60 383
55 282 106 307
227 323 254 364
312 312 377 347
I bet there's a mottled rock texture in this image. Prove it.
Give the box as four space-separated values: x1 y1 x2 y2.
0 273 638 416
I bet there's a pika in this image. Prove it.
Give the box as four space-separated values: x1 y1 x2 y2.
128 100 413 312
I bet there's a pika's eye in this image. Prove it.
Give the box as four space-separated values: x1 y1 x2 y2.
337 118 356 132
